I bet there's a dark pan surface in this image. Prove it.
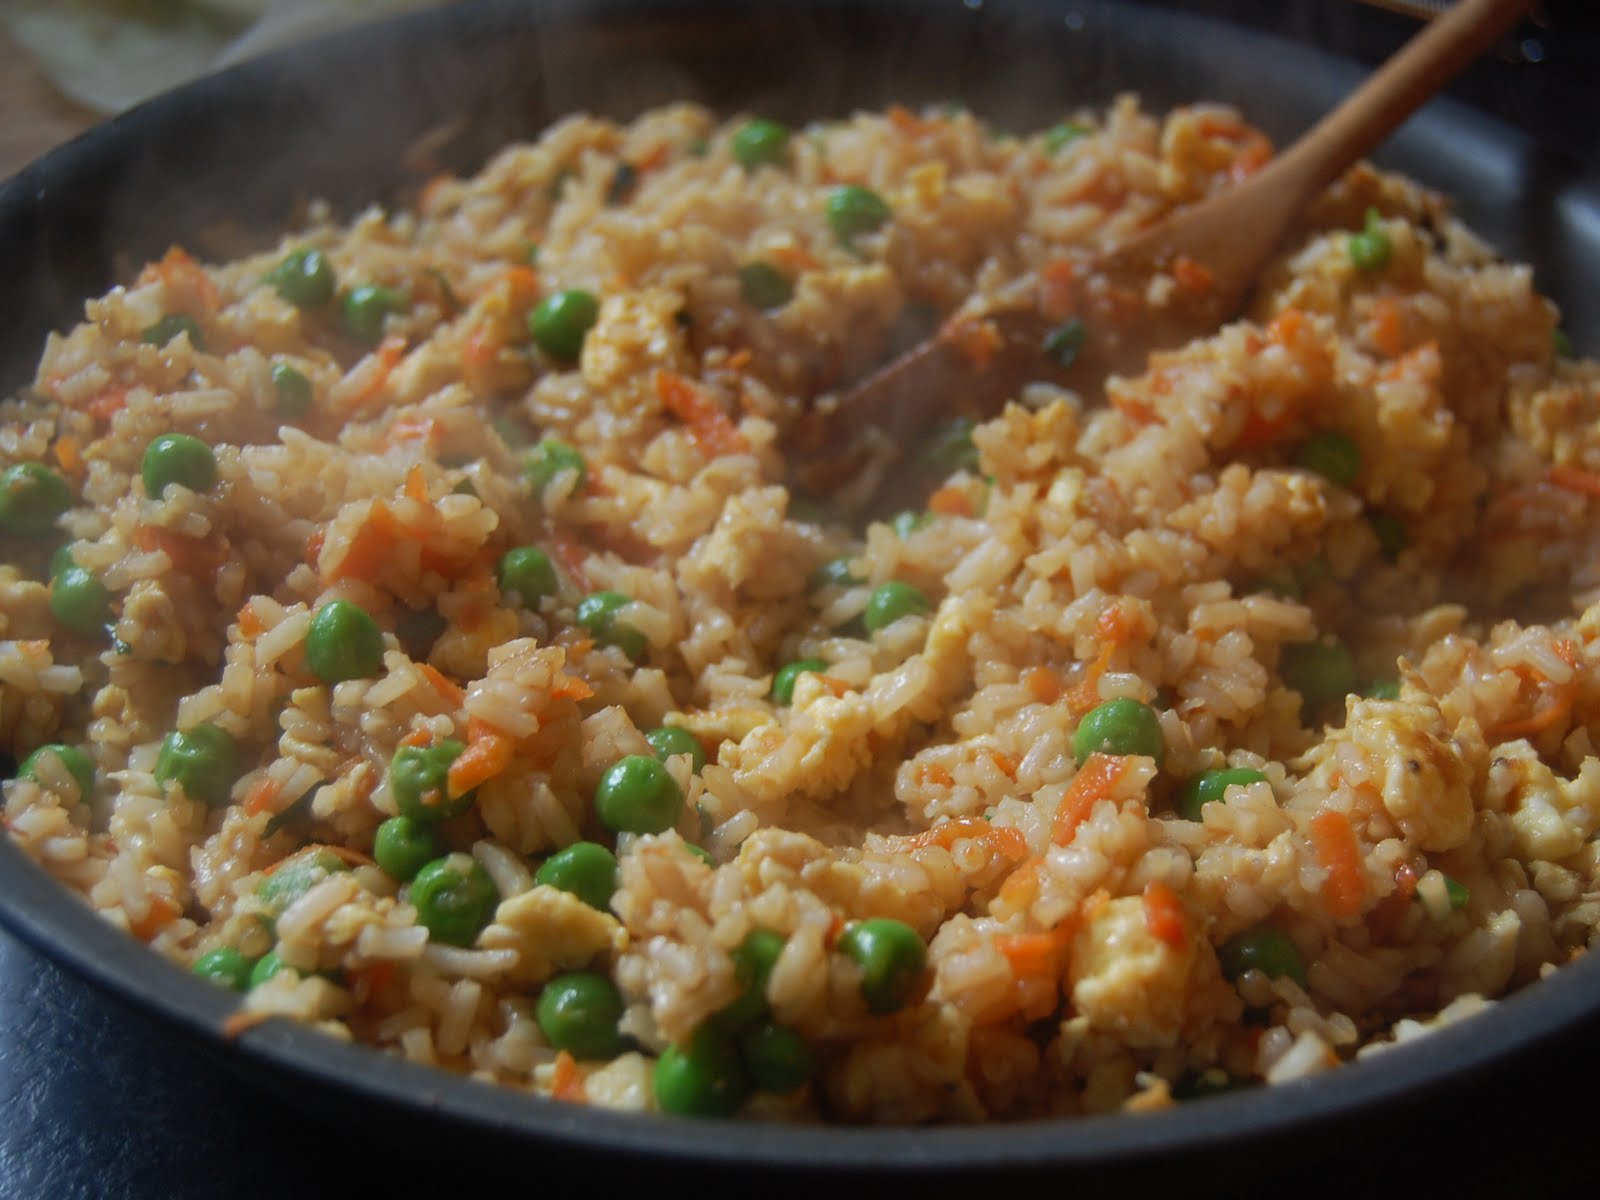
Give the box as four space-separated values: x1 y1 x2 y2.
1 0 1598 1183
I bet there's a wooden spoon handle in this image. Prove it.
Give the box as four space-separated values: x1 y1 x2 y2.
1271 0 1534 198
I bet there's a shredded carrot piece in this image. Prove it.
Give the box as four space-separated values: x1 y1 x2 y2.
1548 465 1600 499
222 1010 277 1039
882 817 1029 862
128 894 181 942
1171 255 1214 298
811 673 852 698
142 245 221 313
1051 753 1127 846
237 602 265 639
550 669 595 703
347 335 408 417
636 142 671 173
388 416 441 451
989 750 1019 779
1230 131 1273 180
52 435 84 478
726 347 753 372
1039 259 1078 322
771 244 820 273
419 663 465 707
135 525 225 577
913 762 955 788
997 856 1043 910
304 527 326 566
945 316 1003 370
928 484 975 517
1493 684 1577 738
447 718 514 799
655 369 749 457
82 385 129 421
1064 642 1115 716
1022 665 1062 704
1268 307 1306 346
1235 402 1295 451
400 728 432 748
1141 881 1188 949
328 501 402 582
887 104 929 137
404 464 430 503
550 1050 587 1103
994 925 1073 978
243 776 282 817
1309 810 1365 920
1370 295 1406 357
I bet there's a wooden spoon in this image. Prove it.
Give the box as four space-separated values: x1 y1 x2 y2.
789 0 1534 505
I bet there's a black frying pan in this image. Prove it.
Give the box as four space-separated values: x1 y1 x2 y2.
1 0 1598 1191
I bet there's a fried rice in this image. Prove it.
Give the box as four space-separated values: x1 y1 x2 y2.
3 96 1598 1123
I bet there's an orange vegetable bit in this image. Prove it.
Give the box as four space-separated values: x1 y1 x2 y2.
447 717 514 800
1547 465 1600 500
1063 641 1115 717
911 761 955 788
1141 881 1188 949
993 925 1073 981
344 335 408 418
387 416 442 453
242 775 282 817
327 500 403 583
655 369 749 457
236 602 265 640
996 856 1043 912
1229 131 1273 181
399 727 433 748
1369 295 1407 357
1367 861 1421 944
1309 809 1366 921
52 435 84 478
1051 752 1128 846
139 245 222 314
550 668 595 703
1039 258 1078 323
127 893 181 943
1022 665 1062 704
418 662 466 708
550 1050 587 1103
944 315 1003 371
928 484 975 518
134 525 226 578
881 816 1029 863
81 385 130 421
348 959 398 1006
1171 255 1214 298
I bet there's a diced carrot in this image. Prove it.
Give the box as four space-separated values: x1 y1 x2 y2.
237 602 265 639
550 668 595 703
83 385 129 421
404 464 430 503
1309 809 1365 920
928 485 974 517
771 244 820 273
882 817 1029 862
1235 402 1295 451
1022 666 1062 704
994 926 1072 978
550 1050 587 1103
387 416 442 451
243 775 282 817
142 246 221 313
811 673 853 698
1110 389 1158 426
1370 296 1406 357
135 525 225 577
945 316 1003 371
400 728 432 748
447 718 514 799
1039 259 1078 323
1097 602 1137 645
1141 881 1188 949
502 265 540 307
328 501 402 582
52 435 84 478
1547 465 1600 499
304 527 326 566
914 762 955 788
1367 862 1421 943
997 857 1043 910
1051 753 1128 846
1171 255 1214 298
655 369 749 457
988 750 1019 779
1268 307 1306 347
418 663 465 707
128 894 181 942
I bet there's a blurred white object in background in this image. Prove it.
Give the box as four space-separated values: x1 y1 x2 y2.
2 0 446 114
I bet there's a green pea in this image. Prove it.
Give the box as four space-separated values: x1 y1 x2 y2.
1044 121 1089 154
536 971 626 1060
645 725 706 773
1072 698 1165 765
1281 637 1358 716
731 118 790 169
654 1025 750 1117
142 314 204 349
154 723 238 807
341 284 407 343
265 248 337 307
0 463 72 538
49 565 111 635
193 947 254 992
497 546 559 609
921 417 979 473
1043 318 1088 368
1347 207 1392 272
305 599 385 683
890 509 931 538
529 289 599 362
141 433 217 498
1363 678 1401 701
576 590 647 660
536 841 619 912
249 949 291 988
372 816 442 882
837 918 926 1014
809 555 862 592
1217 926 1307 988
523 438 588 496
410 854 499 947
771 658 827 706
49 543 77 578
737 261 794 310
256 847 348 913
1368 511 1407 562
1444 876 1470 910
595 754 683 834
17 743 96 799
390 739 473 823
716 928 786 1031
826 185 891 246
862 581 931 633
1292 430 1360 488
738 1020 816 1093
1176 767 1268 822
270 362 314 417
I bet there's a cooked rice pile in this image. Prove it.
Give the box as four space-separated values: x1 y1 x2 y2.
5 97 1600 1123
